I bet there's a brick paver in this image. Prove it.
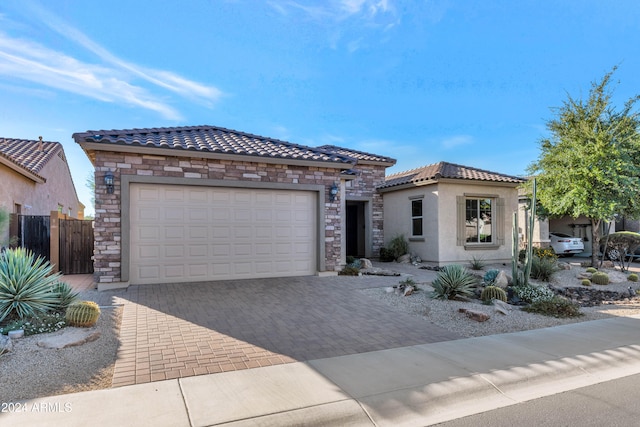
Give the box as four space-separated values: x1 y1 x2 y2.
66 269 461 387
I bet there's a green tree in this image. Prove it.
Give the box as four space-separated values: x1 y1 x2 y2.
527 67 640 266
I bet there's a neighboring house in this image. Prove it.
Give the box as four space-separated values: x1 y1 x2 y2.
378 162 525 265
73 125 395 288
0 137 84 244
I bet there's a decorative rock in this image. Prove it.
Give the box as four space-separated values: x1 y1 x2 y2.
553 286 636 307
37 328 101 349
493 299 513 315
577 272 593 280
557 262 571 270
403 286 415 296
8 329 24 339
397 254 411 264
494 271 509 289
0 334 13 353
361 268 401 276
359 258 373 269
458 308 490 322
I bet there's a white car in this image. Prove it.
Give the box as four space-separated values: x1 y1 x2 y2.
549 232 584 257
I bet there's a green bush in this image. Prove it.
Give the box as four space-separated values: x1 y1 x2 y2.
591 271 609 285
0 248 62 322
530 256 559 282
0 311 67 336
585 267 597 273
388 234 409 259
628 273 638 282
581 279 592 286
480 285 507 303
431 265 478 300
379 247 395 262
483 269 500 286
513 283 555 304
338 266 360 276
469 256 486 271
522 296 582 318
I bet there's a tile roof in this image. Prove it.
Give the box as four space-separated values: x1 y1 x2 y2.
317 145 396 165
0 137 63 181
73 125 358 166
379 161 525 189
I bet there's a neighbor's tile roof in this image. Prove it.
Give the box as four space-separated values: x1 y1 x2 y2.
73 125 358 166
317 145 396 165
0 137 63 180
379 161 525 189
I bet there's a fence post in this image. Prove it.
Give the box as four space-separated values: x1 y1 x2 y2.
50 211 62 273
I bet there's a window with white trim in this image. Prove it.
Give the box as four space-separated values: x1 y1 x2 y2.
465 198 492 243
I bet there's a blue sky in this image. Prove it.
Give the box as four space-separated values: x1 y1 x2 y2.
2 1 640 216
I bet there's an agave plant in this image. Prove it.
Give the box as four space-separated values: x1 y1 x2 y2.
51 282 80 311
0 248 62 322
431 264 478 300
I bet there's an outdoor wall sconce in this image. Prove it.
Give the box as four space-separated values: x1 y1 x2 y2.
104 171 115 194
329 183 339 202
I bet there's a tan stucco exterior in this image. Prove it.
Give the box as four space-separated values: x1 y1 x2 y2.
1 151 83 244
382 180 520 265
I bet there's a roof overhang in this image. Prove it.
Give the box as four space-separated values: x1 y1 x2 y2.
78 142 355 171
378 177 524 193
0 155 46 183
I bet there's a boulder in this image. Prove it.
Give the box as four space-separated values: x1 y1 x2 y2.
0 334 12 353
359 258 373 269
397 254 411 264
494 271 509 289
493 299 513 315
458 308 490 322
557 262 571 270
577 272 593 280
37 328 101 349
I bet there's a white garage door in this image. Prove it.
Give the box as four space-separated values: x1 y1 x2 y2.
129 183 317 284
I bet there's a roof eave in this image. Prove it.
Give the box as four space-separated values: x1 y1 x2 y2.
78 141 355 170
0 155 46 183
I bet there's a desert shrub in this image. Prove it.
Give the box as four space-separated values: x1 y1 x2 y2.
519 247 557 263
530 256 559 282
591 271 610 285
483 269 500 286
480 285 507 303
0 248 61 322
585 267 597 273
522 296 582 318
1 311 67 336
388 234 409 259
399 277 416 287
469 256 486 271
346 256 356 265
379 247 395 262
431 265 478 300
512 283 555 304
581 279 592 286
51 282 79 311
338 266 360 276
603 231 640 272
628 273 638 282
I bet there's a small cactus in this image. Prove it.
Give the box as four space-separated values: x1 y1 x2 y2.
581 279 591 286
629 273 639 282
585 267 597 273
590 272 610 285
480 285 507 303
65 301 101 327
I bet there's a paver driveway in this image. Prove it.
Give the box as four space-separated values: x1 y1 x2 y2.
81 269 461 387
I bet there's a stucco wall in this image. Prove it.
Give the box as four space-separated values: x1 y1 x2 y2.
92 151 349 284
382 181 519 265
1 154 81 244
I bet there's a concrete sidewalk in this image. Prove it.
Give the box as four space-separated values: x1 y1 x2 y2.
4 315 640 427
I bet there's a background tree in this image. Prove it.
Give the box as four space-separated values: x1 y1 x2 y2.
527 66 640 266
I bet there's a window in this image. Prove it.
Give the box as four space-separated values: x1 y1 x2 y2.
411 199 423 237
457 195 505 247
57 204 63 213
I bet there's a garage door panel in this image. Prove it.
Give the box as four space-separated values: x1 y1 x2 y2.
130 184 317 284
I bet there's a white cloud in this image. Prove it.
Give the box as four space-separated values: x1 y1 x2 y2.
441 135 474 150
0 4 224 119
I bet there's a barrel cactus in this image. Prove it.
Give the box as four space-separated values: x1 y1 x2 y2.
585 267 597 273
480 285 508 303
629 273 639 282
590 272 609 285
66 301 101 327
581 279 591 286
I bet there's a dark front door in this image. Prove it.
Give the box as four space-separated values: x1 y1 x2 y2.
59 219 94 274
346 201 365 257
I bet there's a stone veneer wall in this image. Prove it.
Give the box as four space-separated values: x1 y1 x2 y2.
93 151 346 284
344 164 387 257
